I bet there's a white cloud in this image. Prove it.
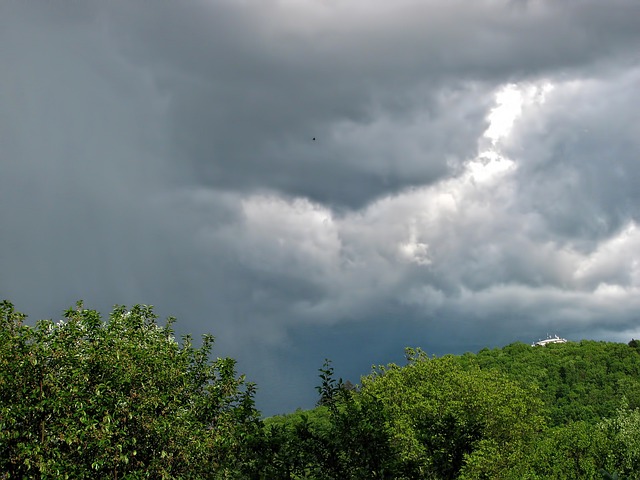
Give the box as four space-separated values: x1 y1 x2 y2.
398 223 432 266
235 195 341 275
574 222 640 289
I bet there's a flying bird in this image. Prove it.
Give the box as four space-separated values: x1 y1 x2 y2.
312 137 316 141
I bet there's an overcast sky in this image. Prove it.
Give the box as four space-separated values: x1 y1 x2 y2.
2 0 640 415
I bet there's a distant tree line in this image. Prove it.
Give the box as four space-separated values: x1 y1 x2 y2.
2 300 640 478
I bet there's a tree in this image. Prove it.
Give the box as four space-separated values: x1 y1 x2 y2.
258 360 403 479
361 348 545 479
316 360 401 479
522 421 611 479
0 301 260 479
599 405 640 478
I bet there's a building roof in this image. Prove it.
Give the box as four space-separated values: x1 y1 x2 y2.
532 335 567 347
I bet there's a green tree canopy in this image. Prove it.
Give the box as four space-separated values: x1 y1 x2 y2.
360 348 545 479
461 340 640 425
0 300 260 479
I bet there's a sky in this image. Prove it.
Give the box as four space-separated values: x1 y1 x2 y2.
1 0 640 415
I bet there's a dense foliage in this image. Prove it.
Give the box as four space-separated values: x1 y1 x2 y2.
263 344 640 479
3 299 640 478
360 349 545 479
0 301 260 479
461 340 640 425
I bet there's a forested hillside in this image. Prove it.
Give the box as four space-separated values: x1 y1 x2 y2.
2 300 640 479
460 340 640 425
262 343 640 479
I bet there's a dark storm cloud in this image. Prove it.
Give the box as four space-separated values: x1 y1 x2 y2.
2 0 640 414
82 0 640 208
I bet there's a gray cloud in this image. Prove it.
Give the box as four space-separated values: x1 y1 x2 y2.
2 0 640 414
506 68 640 244
88 0 640 208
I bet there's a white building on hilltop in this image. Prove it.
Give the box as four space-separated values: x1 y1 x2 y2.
532 335 567 347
